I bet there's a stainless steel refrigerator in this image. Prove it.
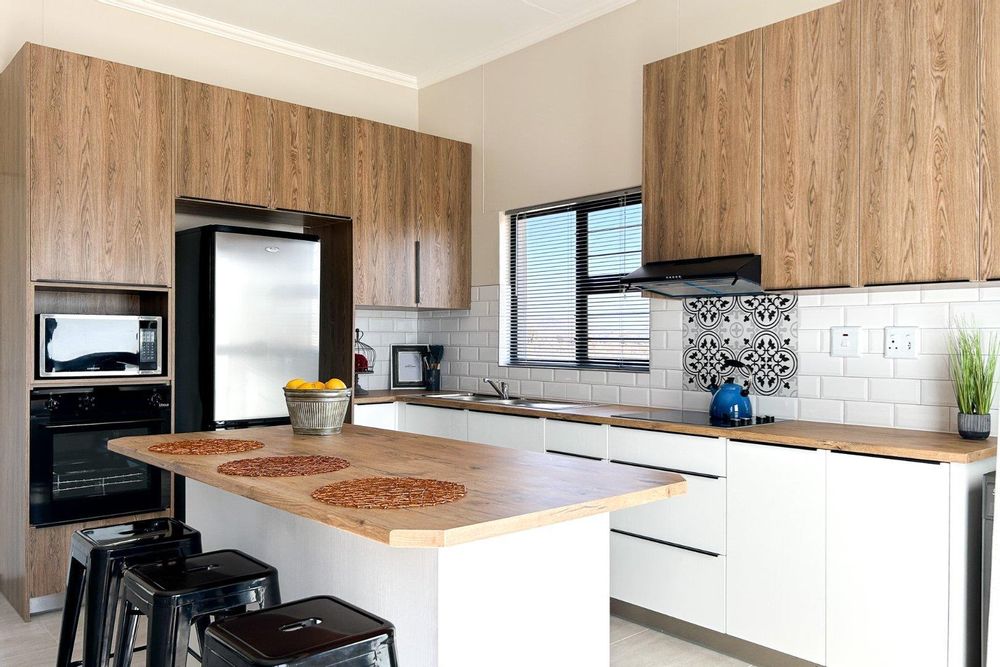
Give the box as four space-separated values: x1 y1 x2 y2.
175 224 321 433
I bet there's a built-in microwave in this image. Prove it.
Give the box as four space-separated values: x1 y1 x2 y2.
38 314 163 378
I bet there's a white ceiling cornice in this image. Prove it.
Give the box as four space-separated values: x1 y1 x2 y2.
97 0 420 88
98 0 638 89
417 0 637 87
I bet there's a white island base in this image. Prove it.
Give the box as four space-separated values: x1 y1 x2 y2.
187 479 611 666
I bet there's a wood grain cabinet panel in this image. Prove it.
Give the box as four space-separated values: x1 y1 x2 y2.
762 1 860 290
273 101 353 217
982 0 1000 280
175 78 273 208
860 0 979 285
28 46 173 286
416 133 471 309
643 30 762 263
353 118 417 307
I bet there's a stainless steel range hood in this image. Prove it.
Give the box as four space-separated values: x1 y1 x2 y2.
620 254 763 298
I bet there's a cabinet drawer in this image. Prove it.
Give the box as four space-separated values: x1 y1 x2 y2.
544 420 607 459
353 403 398 430
611 531 726 633
611 471 725 555
467 411 544 452
401 404 468 440
608 427 725 477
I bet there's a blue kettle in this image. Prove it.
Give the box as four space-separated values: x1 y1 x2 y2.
709 360 752 420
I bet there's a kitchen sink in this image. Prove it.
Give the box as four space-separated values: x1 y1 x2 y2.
417 393 589 411
480 398 589 411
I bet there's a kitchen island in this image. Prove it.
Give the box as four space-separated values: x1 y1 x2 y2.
110 424 685 666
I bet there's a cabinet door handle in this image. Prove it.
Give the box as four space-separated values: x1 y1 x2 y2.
415 240 421 305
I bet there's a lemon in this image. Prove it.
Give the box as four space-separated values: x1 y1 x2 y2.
285 378 307 389
307 381 327 390
325 378 347 390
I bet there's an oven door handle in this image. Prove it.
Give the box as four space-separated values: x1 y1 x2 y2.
40 418 166 430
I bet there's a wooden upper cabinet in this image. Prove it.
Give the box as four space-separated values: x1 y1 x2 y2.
643 30 762 263
762 1 860 290
860 0 979 285
983 0 1000 280
353 119 418 307
272 101 353 217
175 79 273 207
416 134 472 309
28 45 173 286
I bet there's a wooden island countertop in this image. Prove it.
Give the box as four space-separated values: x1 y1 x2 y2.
110 425 685 548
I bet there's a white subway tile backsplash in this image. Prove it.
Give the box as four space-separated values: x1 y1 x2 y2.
844 305 894 328
870 378 921 404
845 401 894 427
821 377 868 401
799 306 844 329
592 384 620 404
894 303 949 327
383 283 995 436
895 404 952 432
799 398 845 423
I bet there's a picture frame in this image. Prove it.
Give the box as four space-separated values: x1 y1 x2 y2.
390 344 429 389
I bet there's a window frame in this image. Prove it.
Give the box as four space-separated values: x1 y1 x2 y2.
506 190 648 372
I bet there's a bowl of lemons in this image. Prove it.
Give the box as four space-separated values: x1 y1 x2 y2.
283 378 352 435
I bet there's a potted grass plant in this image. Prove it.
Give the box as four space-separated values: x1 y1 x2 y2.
948 320 999 440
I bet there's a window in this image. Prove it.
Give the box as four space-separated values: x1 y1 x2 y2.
502 189 649 371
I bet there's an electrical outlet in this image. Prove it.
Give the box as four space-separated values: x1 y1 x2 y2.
831 327 861 358
884 327 918 359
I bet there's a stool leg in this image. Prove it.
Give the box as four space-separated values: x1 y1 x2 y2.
98 560 124 667
82 556 114 667
56 556 86 667
112 599 139 667
146 605 192 667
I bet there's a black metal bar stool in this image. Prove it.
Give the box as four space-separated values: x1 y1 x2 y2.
56 517 202 667
112 549 281 667
201 595 398 667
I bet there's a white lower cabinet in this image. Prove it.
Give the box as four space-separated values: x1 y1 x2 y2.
544 420 607 459
826 452 950 667
726 441 826 664
401 404 468 440
611 472 725 555
466 411 545 452
611 531 726 632
352 403 398 430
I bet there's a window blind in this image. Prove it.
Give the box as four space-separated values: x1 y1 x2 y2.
503 189 649 371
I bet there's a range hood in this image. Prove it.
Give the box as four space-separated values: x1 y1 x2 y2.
620 254 763 298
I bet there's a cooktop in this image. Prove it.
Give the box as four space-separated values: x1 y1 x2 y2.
611 409 781 429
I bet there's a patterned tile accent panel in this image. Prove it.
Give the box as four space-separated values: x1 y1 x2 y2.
682 295 799 397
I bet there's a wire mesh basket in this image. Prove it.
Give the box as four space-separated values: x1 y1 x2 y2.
354 328 375 396
284 387 352 435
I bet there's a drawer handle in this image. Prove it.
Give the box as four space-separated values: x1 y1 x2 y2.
547 449 603 461
611 529 720 558
609 459 720 480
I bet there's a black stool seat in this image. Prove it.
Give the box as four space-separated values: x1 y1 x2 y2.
114 549 280 667
57 518 202 667
202 596 398 667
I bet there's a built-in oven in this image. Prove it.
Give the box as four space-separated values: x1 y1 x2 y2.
29 384 172 527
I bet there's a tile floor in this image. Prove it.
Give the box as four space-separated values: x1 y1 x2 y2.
0 593 747 666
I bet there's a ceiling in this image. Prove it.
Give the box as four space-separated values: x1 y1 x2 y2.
100 0 639 87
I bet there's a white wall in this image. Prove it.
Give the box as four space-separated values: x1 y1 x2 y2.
0 0 418 128
418 0 839 286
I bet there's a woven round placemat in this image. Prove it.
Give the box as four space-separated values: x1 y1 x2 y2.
311 477 467 509
148 438 265 455
217 455 350 478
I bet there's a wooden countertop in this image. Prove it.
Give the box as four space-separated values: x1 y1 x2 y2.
355 393 997 464
110 425 685 548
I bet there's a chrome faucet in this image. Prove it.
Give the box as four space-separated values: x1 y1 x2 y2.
482 377 509 399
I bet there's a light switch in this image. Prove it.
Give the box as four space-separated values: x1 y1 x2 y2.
884 327 918 359
831 327 861 358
